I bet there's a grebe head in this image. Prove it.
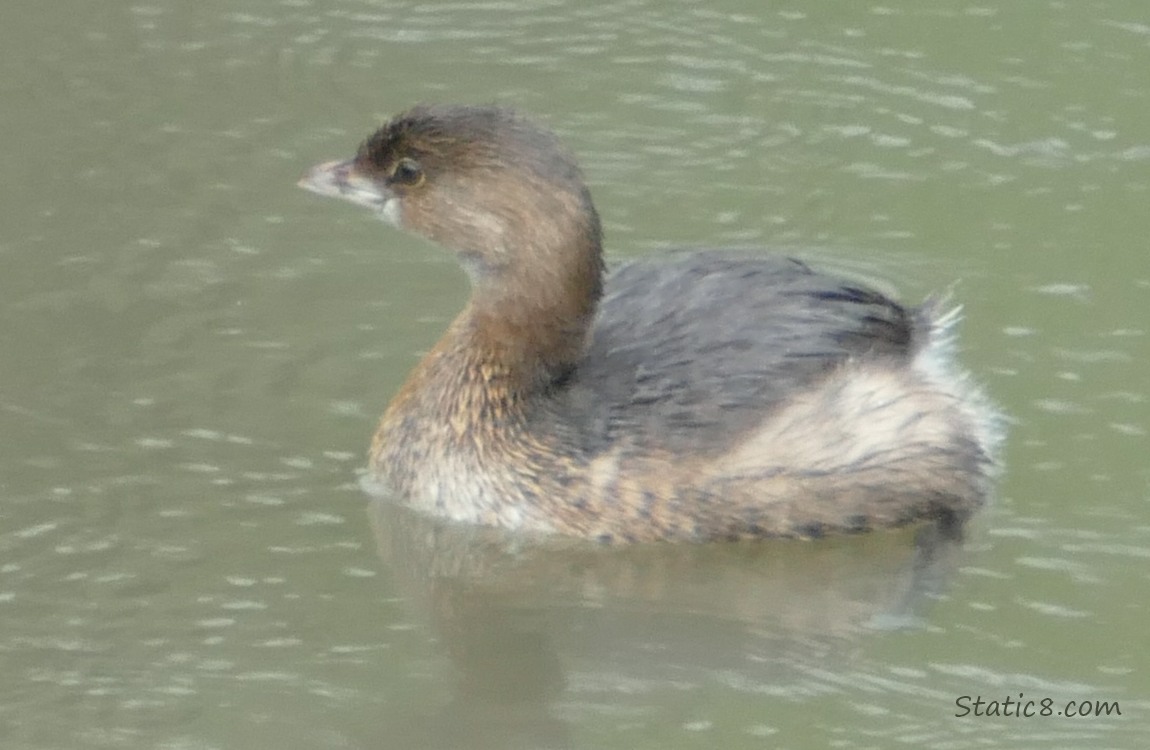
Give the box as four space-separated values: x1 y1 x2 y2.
299 104 603 290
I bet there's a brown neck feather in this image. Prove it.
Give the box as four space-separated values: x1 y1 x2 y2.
464 232 602 392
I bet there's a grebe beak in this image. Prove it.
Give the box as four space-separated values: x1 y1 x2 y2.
298 159 394 216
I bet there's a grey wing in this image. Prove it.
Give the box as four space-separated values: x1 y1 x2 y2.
555 251 924 453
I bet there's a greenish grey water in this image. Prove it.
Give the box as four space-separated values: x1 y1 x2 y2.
2 1 1148 748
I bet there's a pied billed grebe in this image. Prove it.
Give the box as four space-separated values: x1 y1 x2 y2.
300 104 1002 542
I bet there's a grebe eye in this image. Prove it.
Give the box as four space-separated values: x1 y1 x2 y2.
390 157 424 186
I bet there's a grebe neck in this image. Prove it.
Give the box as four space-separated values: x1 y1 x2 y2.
456 204 604 392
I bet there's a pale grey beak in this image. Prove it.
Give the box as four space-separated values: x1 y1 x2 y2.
298 159 393 213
